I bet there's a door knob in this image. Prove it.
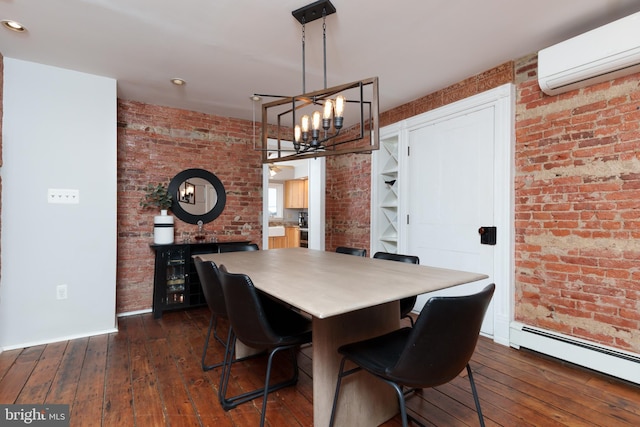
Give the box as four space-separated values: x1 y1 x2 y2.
478 226 496 245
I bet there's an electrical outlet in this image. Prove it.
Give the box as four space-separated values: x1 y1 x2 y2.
56 284 68 300
48 189 80 204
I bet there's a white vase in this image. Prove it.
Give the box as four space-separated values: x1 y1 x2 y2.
154 209 174 244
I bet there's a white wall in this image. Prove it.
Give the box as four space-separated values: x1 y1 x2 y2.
0 58 118 350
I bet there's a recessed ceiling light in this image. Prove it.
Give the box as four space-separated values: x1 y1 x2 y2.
250 95 262 102
2 20 26 32
170 78 186 86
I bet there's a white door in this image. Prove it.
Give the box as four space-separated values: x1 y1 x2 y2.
407 106 496 335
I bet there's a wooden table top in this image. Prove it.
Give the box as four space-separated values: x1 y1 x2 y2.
197 247 488 319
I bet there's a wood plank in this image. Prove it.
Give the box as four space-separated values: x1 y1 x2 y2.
474 342 640 425
428 380 534 427
102 323 135 426
0 348 21 382
71 335 109 426
75 335 108 401
46 338 88 406
127 315 166 426
0 346 45 403
162 310 229 423
144 334 198 419
15 342 66 404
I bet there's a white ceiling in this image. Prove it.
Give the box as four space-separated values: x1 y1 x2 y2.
2 0 640 122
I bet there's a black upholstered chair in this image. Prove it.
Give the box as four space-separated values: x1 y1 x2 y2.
194 256 265 372
329 283 495 427
193 257 228 371
335 246 367 257
218 265 312 427
218 243 259 253
373 251 420 326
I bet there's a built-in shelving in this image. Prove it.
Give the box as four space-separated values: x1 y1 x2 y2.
371 129 400 254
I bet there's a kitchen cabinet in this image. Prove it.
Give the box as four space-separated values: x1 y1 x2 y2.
285 179 308 209
269 226 300 249
285 226 300 247
268 236 287 249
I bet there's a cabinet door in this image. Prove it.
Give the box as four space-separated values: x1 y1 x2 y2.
285 226 300 247
285 180 307 209
153 246 187 318
269 236 287 249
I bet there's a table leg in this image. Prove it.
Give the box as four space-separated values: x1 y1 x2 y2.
235 341 264 358
312 302 400 427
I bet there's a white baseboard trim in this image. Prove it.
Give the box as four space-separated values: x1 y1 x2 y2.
510 322 640 385
117 308 153 318
494 314 511 347
1 326 119 352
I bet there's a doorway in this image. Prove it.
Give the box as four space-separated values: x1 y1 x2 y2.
401 84 514 344
262 154 326 251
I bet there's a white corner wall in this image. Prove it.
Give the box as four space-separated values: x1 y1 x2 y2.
0 58 117 350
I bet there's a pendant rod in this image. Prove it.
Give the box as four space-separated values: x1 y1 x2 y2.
322 9 327 89
302 17 306 94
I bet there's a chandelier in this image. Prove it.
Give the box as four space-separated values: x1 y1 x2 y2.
254 0 379 163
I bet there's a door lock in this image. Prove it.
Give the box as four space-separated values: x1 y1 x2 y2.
478 226 497 245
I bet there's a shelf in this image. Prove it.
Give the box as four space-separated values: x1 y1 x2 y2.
380 241 398 253
381 193 398 208
373 130 401 256
382 137 398 159
382 211 398 227
382 157 398 174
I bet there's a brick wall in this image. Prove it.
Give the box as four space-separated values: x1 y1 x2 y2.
326 153 372 252
515 54 640 352
117 100 263 313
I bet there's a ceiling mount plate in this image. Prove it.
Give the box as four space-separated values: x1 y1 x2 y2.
292 0 336 24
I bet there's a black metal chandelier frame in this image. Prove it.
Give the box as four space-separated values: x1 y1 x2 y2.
254 0 379 163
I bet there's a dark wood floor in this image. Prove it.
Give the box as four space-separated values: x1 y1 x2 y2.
1 307 639 426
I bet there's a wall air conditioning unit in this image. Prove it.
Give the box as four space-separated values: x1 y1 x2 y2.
538 11 640 95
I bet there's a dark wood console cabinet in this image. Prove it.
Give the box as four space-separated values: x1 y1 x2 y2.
151 241 249 318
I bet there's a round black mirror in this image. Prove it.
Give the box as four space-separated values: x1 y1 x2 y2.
168 169 226 224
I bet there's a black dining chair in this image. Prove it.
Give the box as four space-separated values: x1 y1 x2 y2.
193 257 228 371
373 251 420 326
217 265 312 427
335 246 367 257
218 243 259 253
329 283 495 427
193 257 266 372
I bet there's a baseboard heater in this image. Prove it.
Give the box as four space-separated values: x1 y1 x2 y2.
510 322 640 385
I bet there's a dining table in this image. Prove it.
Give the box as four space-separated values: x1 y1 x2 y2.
197 247 488 427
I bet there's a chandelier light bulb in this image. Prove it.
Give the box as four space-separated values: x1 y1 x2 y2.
295 125 302 142
301 115 310 132
335 95 346 118
312 111 322 131
333 95 346 130
323 99 334 119
322 100 333 130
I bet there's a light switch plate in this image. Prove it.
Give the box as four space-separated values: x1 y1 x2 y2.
48 188 80 204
